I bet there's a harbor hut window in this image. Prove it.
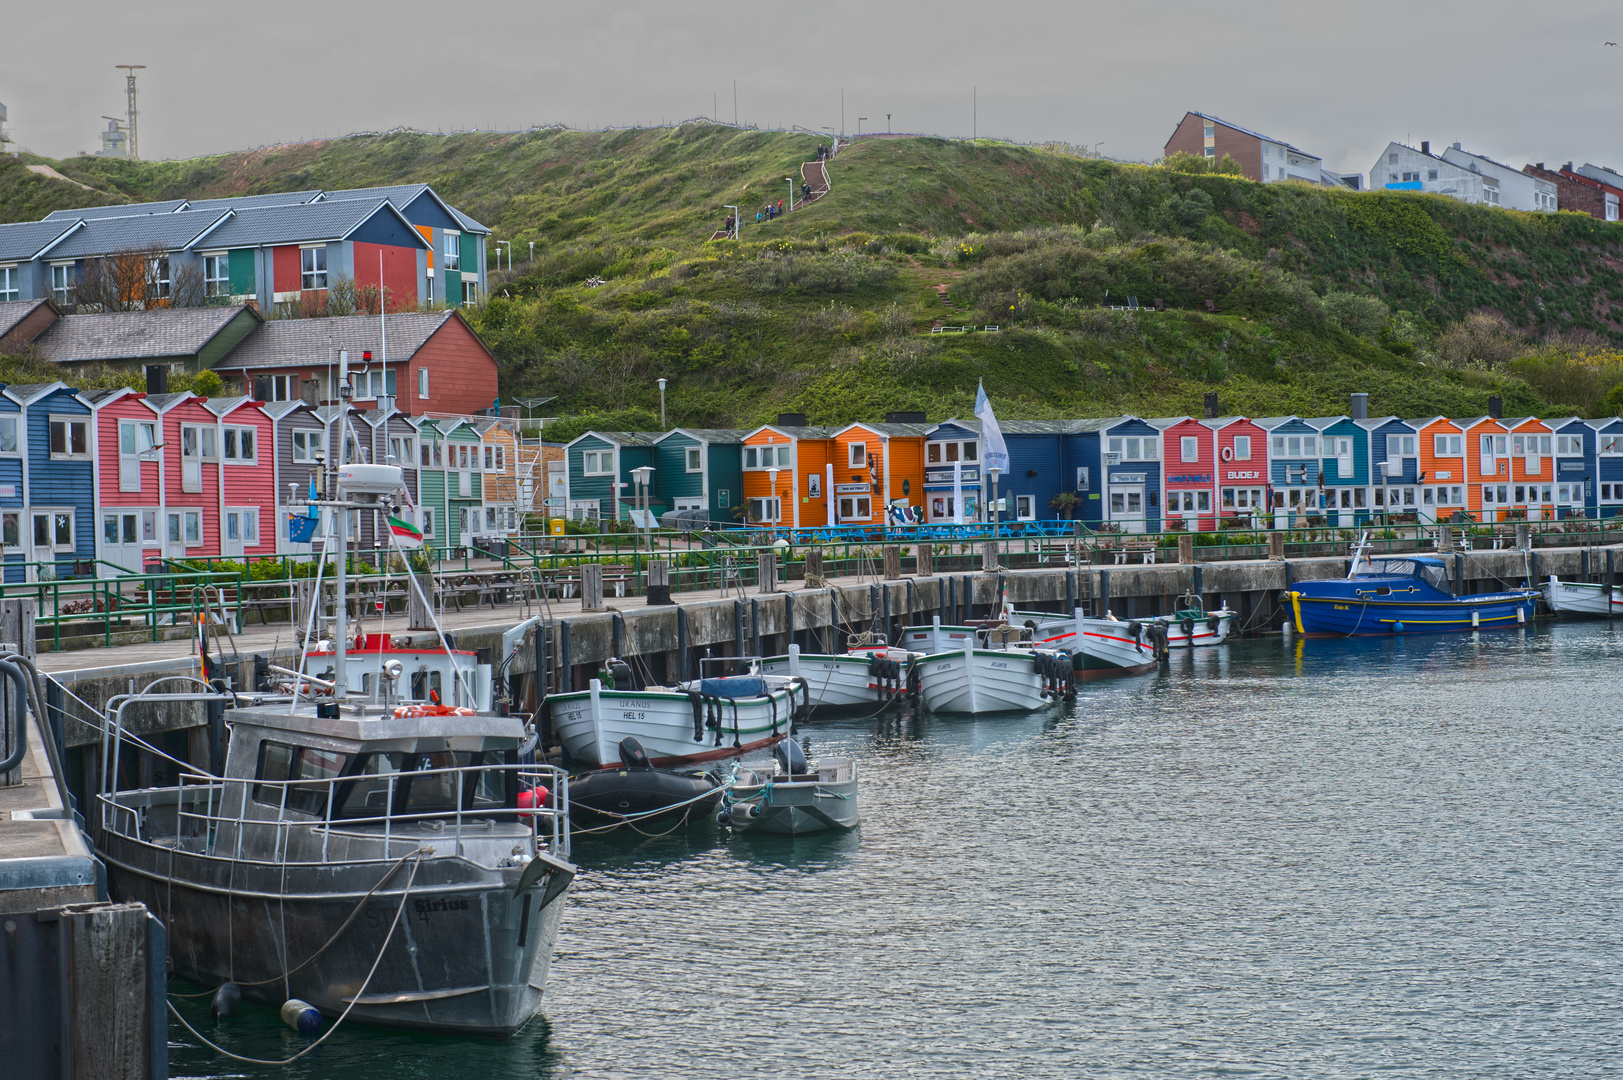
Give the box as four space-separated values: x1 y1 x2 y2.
837 495 872 521
1232 435 1251 460
744 445 791 469
1015 495 1035 520
686 447 702 472
1481 435 1508 474
1107 437 1157 461
581 450 613 476
1180 436 1199 462
0 418 15 454
1556 434 1585 455
292 429 318 462
1434 434 1463 456
203 253 230 297
1386 434 1417 461
32 510 74 551
49 416 90 459
747 497 782 522
849 442 868 468
222 426 256 463
1 512 20 550
1221 486 1264 510
1600 435 1623 455
389 435 414 464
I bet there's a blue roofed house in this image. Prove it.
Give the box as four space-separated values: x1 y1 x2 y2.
3 383 95 580
923 419 1074 524
1547 418 1595 518
1304 415 1370 527
1359 416 1422 521
1588 418 1623 518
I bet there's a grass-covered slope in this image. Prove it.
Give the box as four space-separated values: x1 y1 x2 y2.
6 128 1623 426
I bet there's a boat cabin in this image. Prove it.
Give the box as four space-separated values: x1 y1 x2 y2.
1356 555 1454 596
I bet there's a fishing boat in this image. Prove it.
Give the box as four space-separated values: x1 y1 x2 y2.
1016 608 1170 679
1541 575 1623 618
903 617 1073 714
92 349 576 1039
1284 539 1537 635
547 662 808 769
1140 593 1236 648
758 641 919 709
721 740 859 835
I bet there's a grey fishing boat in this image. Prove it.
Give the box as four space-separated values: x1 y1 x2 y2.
721 742 859 835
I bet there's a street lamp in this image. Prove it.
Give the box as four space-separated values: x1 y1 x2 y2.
785 177 794 213
495 241 510 270
857 117 867 135
886 113 891 133
631 465 654 552
528 241 535 263
656 378 667 428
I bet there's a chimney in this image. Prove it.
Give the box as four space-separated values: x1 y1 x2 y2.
1535 162 1545 172
1488 394 1503 419
145 364 168 394
1203 392 1220 419
776 412 807 427
1565 162 1574 173
1420 140 1429 156
1349 392 1368 420
1453 141 1462 150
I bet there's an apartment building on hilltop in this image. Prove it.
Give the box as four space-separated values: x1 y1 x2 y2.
1163 112 1325 185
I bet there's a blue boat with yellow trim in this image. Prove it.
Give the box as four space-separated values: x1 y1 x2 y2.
1285 547 1537 636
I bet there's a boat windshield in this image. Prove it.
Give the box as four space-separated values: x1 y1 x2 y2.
336 751 509 819
1366 559 1452 595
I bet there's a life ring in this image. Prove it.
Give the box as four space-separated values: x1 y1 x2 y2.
392 704 478 718
1220 446 1234 462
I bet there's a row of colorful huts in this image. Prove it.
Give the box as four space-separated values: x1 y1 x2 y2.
564 399 1623 532
0 381 530 581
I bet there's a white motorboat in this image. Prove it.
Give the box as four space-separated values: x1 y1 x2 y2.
1138 593 1236 647
721 742 859 835
905 618 1072 715
548 665 808 769
758 642 918 709
1541 575 1623 617
1019 607 1169 680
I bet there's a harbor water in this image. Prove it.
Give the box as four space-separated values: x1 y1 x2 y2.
170 622 1623 1078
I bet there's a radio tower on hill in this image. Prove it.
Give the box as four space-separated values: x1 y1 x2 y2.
116 64 145 161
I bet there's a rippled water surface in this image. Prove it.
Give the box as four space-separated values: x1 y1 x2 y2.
171 623 1623 1079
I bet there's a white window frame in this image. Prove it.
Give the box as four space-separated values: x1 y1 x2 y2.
0 265 18 303
203 252 231 297
300 246 327 290
444 231 461 271
32 507 76 552
0 416 19 455
1180 436 1199 463
686 447 703 473
292 429 318 463
849 441 868 468
222 425 257 464
1 510 21 552
1232 435 1251 460
117 418 156 492
148 257 171 301
50 262 74 307
747 496 782 522
1433 434 1462 457
1556 434 1584 456
836 495 872 521
1600 434 1623 455
48 415 90 460
418 368 429 399
389 435 415 466
581 449 614 476
1015 494 1035 520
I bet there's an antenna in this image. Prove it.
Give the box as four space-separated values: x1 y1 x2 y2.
115 65 146 161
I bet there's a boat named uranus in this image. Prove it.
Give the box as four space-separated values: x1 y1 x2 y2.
1285 547 1537 636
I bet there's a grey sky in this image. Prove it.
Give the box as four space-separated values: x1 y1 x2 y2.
4 1 1619 180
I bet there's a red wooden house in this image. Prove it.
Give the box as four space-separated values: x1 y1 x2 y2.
1153 416 1218 531
88 387 162 574
1203 417 1269 525
204 396 277 559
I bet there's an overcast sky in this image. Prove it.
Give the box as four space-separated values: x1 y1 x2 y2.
5 1 1620 178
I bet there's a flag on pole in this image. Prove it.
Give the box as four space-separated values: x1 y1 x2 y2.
974 380 1009 474
388 515 424 549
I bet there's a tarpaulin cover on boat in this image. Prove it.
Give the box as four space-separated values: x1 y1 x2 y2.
699 677 769 698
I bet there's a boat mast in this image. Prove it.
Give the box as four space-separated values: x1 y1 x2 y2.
333 349 350 698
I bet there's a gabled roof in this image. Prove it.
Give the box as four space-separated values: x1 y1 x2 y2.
1455 415 1505 430
143 391 200 413
1254 416 1305 430
43 200 189 221
1184 111 1320 161
744 424 839 440
197 198 427 250
1303 415 1352 429
655 427 747 444
1404 415 1455 428
46 209 233 260
260 400 311 421
320 184 489 234
202 395 260 418
928 417 1077 436
29 305 258 365
837 421 933 437
184 191 323 213
1353 415 1406 431
566 430 661 449
214 310 459 371
0 219 86 262
2 381 75 406
1147 416 1197 430
0 298 56 341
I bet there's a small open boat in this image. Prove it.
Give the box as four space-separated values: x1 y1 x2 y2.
1141 593 1236 647
903 618 1073 714
1541 575 1623 618
548 662 809 769
1017 608 1169 680
721 741 858 835
758 641 919 709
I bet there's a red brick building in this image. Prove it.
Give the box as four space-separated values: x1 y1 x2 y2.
1163 111 1325 185
1523 163 1622 221
212 310 499 416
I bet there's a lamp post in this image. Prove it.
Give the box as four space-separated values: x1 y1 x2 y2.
887 113 891 133
495 241 510 270
857 117 867 136
528 241 534 263
767 467 780 527
785 177 794 213
724 204 739 240
656 378 667 428
631 465 654 553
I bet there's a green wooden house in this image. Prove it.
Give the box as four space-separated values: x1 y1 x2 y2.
564 431 660 522
652 428 746 523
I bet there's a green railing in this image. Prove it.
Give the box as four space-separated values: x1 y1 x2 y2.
0 561 246 651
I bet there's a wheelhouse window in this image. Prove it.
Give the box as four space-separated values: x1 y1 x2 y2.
334 751 506 820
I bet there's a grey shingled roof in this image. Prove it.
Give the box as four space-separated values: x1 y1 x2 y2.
143 392 195 411
184 191 323 213
0 298 53 340
752 424 839 439
935 417 1088 436
0 220 84 262
844 421 933 437
199 198 422 250
29 306 254 364
3 382 69 404
47 209 231 260
669 428 747 443
202 395 254 417
43 200 189 221
214 311 457 371
588 431 661 447
321 184 490 235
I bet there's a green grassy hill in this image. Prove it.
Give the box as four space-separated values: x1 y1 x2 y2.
6 127 1623 427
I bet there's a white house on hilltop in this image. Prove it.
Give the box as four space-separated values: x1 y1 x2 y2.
1368 141 1487 203
1439 144 1557 212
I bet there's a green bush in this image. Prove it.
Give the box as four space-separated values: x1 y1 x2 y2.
733 252 898 294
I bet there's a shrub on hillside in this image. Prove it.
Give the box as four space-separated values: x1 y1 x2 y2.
1321 292 1391 339
734 252 898 294
1433 311 1523 369
1510 346 1623 416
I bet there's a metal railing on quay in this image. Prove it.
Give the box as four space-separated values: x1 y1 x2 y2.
0 560 247 649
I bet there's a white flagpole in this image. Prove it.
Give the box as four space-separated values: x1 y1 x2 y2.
953 459 963 525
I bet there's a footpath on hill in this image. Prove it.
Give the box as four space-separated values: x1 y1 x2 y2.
709 142 835 240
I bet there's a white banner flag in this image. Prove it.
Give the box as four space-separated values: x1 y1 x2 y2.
975 379 1009 474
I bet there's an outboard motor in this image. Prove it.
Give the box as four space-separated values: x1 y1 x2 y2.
618 737 653 770
774 738 809 776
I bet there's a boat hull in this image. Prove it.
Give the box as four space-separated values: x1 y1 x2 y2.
1541 577 1623 618
915 648 1056 714
758 651 908 709
728 759 859 835
1022 615 1163 679
98 831 572 1038
550 682 794 768
1286 589 1537 635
